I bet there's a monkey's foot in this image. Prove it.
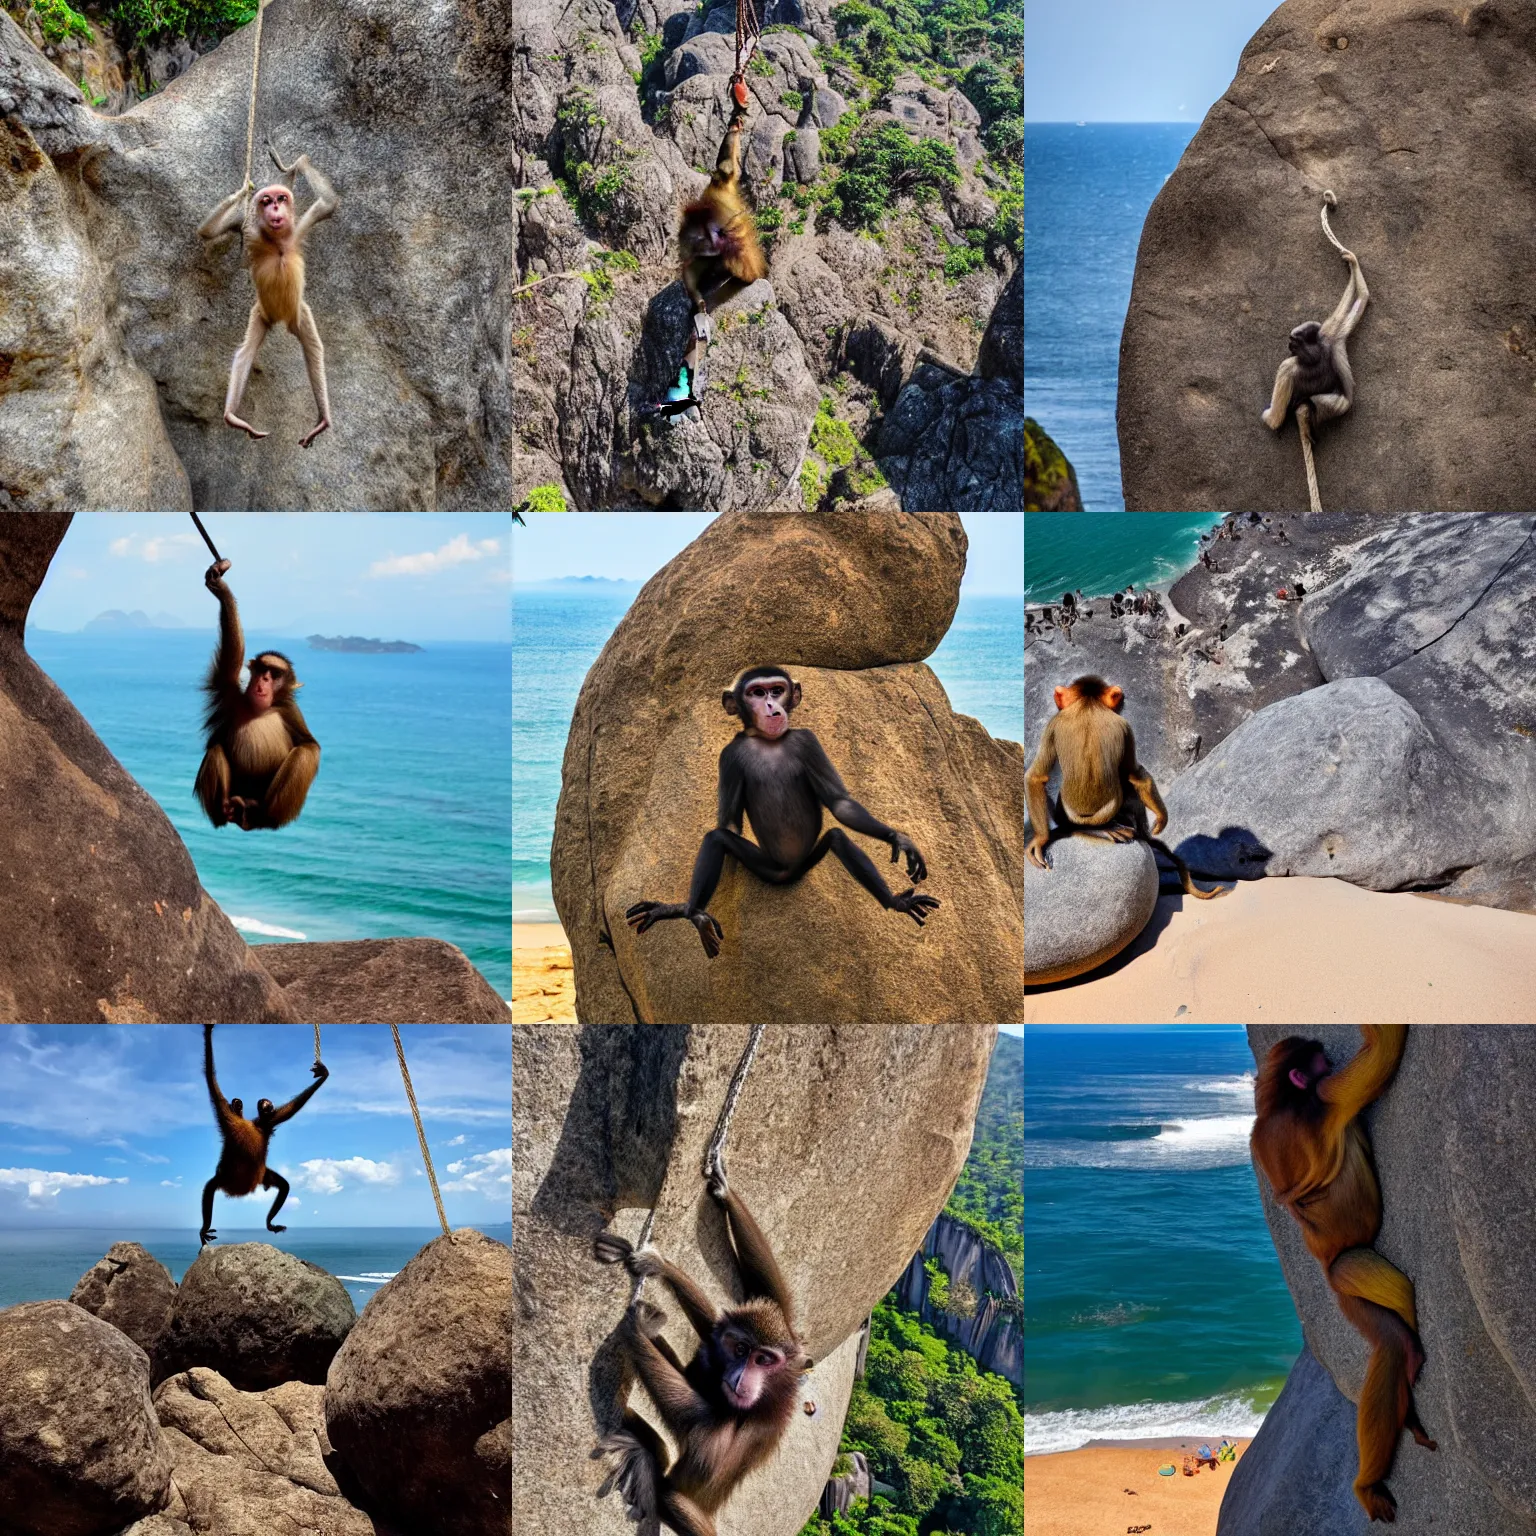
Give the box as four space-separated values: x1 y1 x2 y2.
625 900 679 934
199 1228 216 1245
689 909 724 958
890 889 940 927
224 411 269 440
267 1223 287 1233
300 416 331 448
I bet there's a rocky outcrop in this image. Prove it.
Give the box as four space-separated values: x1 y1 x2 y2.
1119 0 1536 511
894 1213 1021 1386
257 938 510 1023
156 1244 355 1392
2 0 514 511
820 1451 872 1517
512 1022 997 1536
1024 835 1158 985
550 510 1024 1023
69 1243 176 1377
0 1300 172 1536
1221 1027 1536 1535
324 1230 512 1536
1024 416 1082 510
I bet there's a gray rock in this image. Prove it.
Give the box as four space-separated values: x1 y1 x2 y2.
70 1243 176 1375
0 1300 171 1536
877 366 1024 511
783 124 820 183
839 313 918 410
820 1450 872 1517
257 937 510 1022
809 85 846 128
978 266 1021 388
1024 834 1158 985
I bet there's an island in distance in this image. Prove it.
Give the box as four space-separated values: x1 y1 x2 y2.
307 634 423 653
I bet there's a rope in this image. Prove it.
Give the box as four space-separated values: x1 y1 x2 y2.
732 0 760 99
1297 406 1322 514
312 1024 322 1064
242 0 269 193
1319 189 1348 257
390 1024 450 1236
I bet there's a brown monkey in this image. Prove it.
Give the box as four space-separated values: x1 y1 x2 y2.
197 143 338 447
200 1024 328 1246
679 104 768 316
594 1155 810 1536
1026 674 1224 897
195 560 320 830
1251 1028 1433 1521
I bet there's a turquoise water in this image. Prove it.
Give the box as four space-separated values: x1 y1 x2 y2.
1025 513 1222 602
1025 1027 1300 1453
0 1225 509 1313
27 631 512 998
512 592 1023 923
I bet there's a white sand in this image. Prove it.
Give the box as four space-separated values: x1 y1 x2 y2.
513 922 569 950
1026 876 1536 1023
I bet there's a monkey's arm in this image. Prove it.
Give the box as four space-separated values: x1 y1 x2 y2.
257 740 320 828
1261 356 1299 431
712 110 746 189
716 743 746 833
197 186 249 241
1025 720 1057 863
713 1174 797 1327
624 1309 712 1437
267 1060 329 1125
195 744 233 827
204 567 246 699
1125 730 1168 836
799 732 929 881
595 1233 720 1343
292 155 339 237
1322 256 1369 341
1319 1026 1406 1119
203 1025 240 1131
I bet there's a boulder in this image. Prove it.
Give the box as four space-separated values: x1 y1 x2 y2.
820 1451 872 1518
1024 416 1080 510
324 1230 512 1536
157 1243 355 1391
257 938 510 1022
979 267 1022 390
1119 0 1536 511
69 1243 176 1374
1024 834 1159 985
0 1300 171 1536
512 1021 997 1536
550 511 1023 1023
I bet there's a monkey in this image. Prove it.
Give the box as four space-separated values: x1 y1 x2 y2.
679 103 768 317
194 560 320 831
512 511 527 525
1250 1028 1434 1521
200 1024 328 1246
197 143 339 447
593 1153 811 1536
1261 191 1369 513
625 665 939 958
1026 674 1225 898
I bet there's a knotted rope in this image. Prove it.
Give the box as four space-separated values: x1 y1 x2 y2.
242 0 269 192
390 1024 450 1236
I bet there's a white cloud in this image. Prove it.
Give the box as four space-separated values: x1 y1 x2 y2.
108 532 200 563
444 1134 467 1147
160 1178 183 1188
0 1168 128 1206
442 1147 511 1197
368 534 502 578
294 1157 402 1196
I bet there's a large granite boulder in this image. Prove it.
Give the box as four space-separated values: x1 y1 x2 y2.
157 1244 355 1391
551 510 1023 1023
1119 0 1536 511
1224 1026 1536 1534
324 1230 512 1536
1024 833 1159 984
69 1242 176 1376
0 1300 172 1536
257 937 509 1023
513 1022 997 1536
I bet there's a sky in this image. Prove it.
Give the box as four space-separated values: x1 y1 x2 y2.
511 513 1023 595
1025 0 1277 122
30 514 511 642
0 1026 511 1230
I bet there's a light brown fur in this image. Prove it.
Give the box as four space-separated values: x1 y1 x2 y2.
680 111 767 312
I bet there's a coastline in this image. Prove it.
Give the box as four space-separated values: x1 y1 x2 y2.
511 922 575 1023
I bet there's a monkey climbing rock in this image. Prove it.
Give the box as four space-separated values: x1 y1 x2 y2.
678 105 768 317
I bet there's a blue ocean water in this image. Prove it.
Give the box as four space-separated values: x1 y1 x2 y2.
1024 123 1199 510
1025 512 1223 602
511 591 1024 923
0 1225 508 1313
26 631 512 998
1025 1027 1300 1453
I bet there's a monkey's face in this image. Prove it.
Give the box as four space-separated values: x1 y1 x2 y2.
741 676 795 739
716 1325 787 1410
1288 321 1324 364
681 209 725 259
256 186 293 235
247 655 290 712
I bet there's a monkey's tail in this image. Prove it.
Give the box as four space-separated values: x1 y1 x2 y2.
594 1428 662 1536
1148 838 1227 900
1296 404 1323 514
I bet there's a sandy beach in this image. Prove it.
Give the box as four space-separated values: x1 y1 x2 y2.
512 922 576 1023
1026 875 1536 1023
1025 1438 1250 1536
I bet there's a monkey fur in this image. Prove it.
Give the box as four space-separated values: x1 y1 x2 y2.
679 109 768 314
1251 1027 1434 1521
1025 674 1224 898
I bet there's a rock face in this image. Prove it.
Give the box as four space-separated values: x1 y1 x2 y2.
512 1022 997 1536
1119 1 1536 511
157 1243 356 1391
69 1243 176 1376
550 510 1024 1023
324 1230 512 1536
1024 416 1082 510
1024 835 1159 985
257 938 510 1023
0 1300 172 1536
893 1213 1021 1386
820 1450 872 1517
2 0 514 510
1223 1026 1536 1535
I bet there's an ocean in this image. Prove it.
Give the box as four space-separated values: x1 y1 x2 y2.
26 631 512 999
1024 123 1199 510
1025 1027 1300 1454
0 1226 508 1314
1024 512 1223 603
512 591 1024 924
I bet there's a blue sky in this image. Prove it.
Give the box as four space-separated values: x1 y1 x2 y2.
511 513 1023 595
1025 0 1277 122
30 514 511 642
0 1026 510 1230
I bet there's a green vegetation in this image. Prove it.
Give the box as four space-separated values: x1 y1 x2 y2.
33 0 93 43
781 88 804 112
941 230 986 281
943 1033 1021 1285
826 123 958 231
580 249 640 306
830 0 1022 92
516 485 568 513
106 0 255 46
810 398 858 469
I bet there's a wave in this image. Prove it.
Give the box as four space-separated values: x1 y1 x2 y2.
1185 1073 1255 1097
1024 1392 1268 1456
1026 1113 1254 1171
336 1272 398 1283
229 915 308 940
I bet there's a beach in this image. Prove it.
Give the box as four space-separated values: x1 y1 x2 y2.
1025 1438 1250 1536
512 922 575 1023
1026 876 1536 1023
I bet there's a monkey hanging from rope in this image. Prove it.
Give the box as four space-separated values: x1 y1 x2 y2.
1261 191 1369 514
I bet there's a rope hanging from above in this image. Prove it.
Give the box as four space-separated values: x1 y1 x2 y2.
731 0 761 110
312 1023 322 1065
242 0 270 192
390 1024 450 1237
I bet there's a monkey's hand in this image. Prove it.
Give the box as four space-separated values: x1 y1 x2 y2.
1027 835 1051 870
311 1061 329 1081
199 1227 216 1245
688 908 724 959
1150 811 1168 837
628 1300 669 1338
205 559 231 591
224 410 269 441
705 1150 730 1202
594 1232 666 1281
889 889 940 927
888 831 928 883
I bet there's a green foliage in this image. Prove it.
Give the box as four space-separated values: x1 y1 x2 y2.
827 123 958 231
820 107 863 165
810 398 857 469
579 249 640 307
942 242 985 281
799 456 828 509
982 113 1022 162
943 1034 1022 1285
637 29 665 69
33 0 93 43
780 88 804 112
959 57 1020 124
517 485 568 513
989 188 1021 256
105 0 255 46
750 50 774 75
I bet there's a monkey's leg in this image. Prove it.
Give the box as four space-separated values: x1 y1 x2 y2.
595 1407 666 1534
292 301 331 448
818 827 940 925
200 1177 219 1244
1336 1291 1425 1522
658 1488 717 1536
1330 1247 1419 1339
262 1169 290 1232
1261 356 1298 430
225 303 271 439
195 744 233 827
1308 389 1351 425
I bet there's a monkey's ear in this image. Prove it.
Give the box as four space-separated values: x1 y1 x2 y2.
723 690 741 716
1289 1068 1310 1091
1053 686 1071 710
788 681 802 709
1104 685 1124 709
